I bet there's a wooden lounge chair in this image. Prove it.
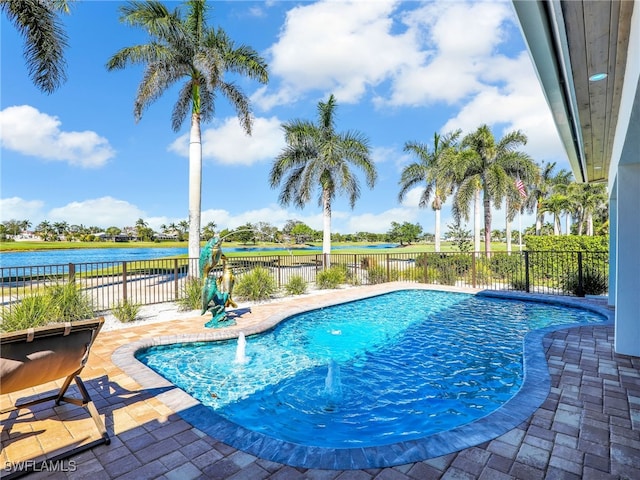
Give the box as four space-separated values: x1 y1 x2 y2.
0 317 110 477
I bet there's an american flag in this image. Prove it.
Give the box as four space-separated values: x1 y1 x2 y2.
516 178 527 198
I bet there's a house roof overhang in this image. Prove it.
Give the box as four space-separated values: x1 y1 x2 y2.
512 0 635 184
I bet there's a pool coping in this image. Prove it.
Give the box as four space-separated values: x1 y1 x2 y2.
111 285 614 470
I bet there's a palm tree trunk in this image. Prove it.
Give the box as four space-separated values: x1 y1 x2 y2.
322 189 332 265
505 198 512 253
434 208 441 253
554 215 560 235
536 200 543 234
188 113 202 277
483 186 491 255
474 190 481 254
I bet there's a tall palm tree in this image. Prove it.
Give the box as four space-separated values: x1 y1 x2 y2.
1 0 71 93
107 0 268 276
398 130 461 252
445 124 531 255
269 94 377 259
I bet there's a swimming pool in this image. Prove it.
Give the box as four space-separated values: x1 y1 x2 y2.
129 288 610 467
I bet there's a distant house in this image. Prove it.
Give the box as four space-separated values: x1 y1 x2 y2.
12 231 42 242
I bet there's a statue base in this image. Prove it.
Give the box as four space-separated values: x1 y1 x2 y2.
204 315 237 329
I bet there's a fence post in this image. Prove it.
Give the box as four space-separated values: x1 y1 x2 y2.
471 254 477 288
122 261 128 303
386 254 390 282
423 253 428 284
68 263 75 283
174 259 179 301
276 256 281 288
524 251 530 293
577 251 585 297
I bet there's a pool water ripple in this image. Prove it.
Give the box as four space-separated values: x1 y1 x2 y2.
136 290 606 450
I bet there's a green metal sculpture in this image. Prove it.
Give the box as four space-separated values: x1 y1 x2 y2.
199 236 237 328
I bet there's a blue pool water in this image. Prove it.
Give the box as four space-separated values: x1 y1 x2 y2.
136 290 605 448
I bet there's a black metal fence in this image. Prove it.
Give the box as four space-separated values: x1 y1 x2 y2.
0 250 609 318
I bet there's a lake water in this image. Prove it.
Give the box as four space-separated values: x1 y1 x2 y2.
0 247 189 269
0 244 400 269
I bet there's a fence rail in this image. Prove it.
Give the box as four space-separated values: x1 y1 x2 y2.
0 250 609 319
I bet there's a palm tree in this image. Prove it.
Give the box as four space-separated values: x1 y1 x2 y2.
525 161 561 235
542 193 568 235
398 130 461 252
446 124 531 255
1 0 71 93
549 169 574 234
269 94 377 259
107 0 268 276
569 183 608 235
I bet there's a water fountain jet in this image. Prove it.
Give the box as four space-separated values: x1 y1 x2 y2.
235 332 249 364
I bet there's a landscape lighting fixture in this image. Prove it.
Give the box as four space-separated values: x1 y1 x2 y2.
588 72 608 82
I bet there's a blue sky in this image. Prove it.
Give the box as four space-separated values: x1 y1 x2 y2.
1 0 569 236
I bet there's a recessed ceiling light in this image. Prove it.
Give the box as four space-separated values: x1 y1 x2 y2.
589 73 608 82
594 166 602 170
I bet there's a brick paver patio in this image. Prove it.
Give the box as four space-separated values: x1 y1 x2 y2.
1 284 639 479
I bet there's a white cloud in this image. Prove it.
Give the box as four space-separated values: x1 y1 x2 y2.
168 116 284 166
0 197 45 223
346 207 417 234
441 52 567 163
48 197 146 228
256 0 421 108
0 105 115 168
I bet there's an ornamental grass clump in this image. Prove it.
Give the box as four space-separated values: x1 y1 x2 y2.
0 294 53 332
234 267 277 301
112 300 141 323
316 266 347 289
178 276 204 311
0 280 95 332
284 275 307 295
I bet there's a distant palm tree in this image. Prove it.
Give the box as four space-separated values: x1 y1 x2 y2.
107 0 268 276
569 183 608 235
398 130 461 252
549 169 574 234
543 193 568 235
1 0 71 93
269 94 377 258
445 124 531 255
526 161 561 235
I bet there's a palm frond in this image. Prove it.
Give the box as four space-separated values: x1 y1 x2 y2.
2 0 68 93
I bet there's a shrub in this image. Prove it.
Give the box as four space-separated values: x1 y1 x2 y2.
284 275 307 295
234 267 277 301
112 300 141 323
316 266 347 289
47 281 95 322
439 267 458 286
489 253 524 278
0 294 53 332
475 262 492 285
366 265 387 284
0 280 95 332
178 276 204 311
510 277 527 291
562 266 608 296
360 256 378 269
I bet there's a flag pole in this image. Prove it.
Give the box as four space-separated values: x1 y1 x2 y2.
518 207 523 252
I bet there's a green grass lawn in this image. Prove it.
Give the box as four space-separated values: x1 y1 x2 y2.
0 240 517 255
